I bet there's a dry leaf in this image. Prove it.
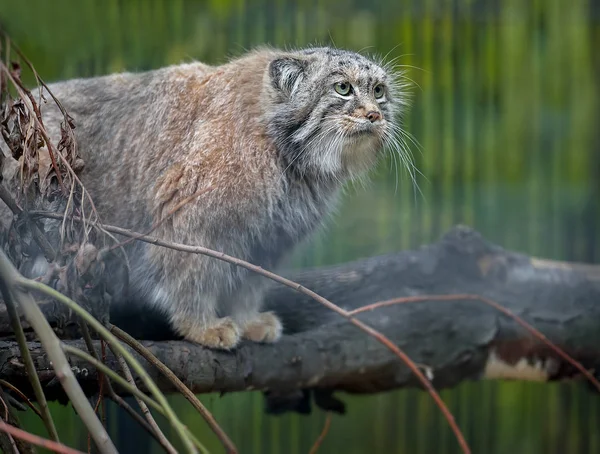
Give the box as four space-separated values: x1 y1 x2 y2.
37 145 53 194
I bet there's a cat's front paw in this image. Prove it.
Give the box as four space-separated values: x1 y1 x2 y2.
242 311 283 343
176 316 241 350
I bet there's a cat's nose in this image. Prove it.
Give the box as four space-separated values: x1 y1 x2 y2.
366 111 381 123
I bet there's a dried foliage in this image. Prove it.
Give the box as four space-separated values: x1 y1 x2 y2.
0 39 128 336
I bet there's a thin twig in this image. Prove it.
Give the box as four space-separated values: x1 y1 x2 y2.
113 348 177 454
0 380 42 419
62 345 163 413
110 324 237 454
30 211 470 453
308 413 332 454
0 261 59 442
79 321 104 454
349 294 600 392
74 334 175 450
109 391 162 443
61 345 208 454
0 251 117 454
0 420 85 454
0 394 9 421
0 415 19 454
2 394 27 413
0 184 22 214
100 341 107 429
76 321 169 451
0 384 32 454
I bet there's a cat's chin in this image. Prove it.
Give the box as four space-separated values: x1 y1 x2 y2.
340 134 382 178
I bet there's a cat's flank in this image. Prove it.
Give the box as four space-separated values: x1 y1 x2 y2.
41 46 410 349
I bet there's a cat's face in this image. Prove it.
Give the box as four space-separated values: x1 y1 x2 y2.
266 47 409 181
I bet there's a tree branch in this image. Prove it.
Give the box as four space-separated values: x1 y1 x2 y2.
1 226 599 407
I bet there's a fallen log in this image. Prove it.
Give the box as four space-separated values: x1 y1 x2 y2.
1 225 599 412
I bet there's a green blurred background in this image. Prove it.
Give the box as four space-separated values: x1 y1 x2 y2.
1 0 599 453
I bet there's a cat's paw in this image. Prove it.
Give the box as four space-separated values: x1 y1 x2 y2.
242 311 283 343
177 316 241 350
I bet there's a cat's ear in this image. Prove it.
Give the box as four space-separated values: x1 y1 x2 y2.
269 57 307 97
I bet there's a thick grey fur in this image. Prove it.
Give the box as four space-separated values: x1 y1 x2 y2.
39 46 409 349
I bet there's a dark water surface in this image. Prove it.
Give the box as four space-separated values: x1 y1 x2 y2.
1 0 599 452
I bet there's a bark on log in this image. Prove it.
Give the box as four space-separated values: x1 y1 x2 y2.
1 226 600 411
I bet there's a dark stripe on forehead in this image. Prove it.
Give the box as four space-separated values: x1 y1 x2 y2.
328 70 346 79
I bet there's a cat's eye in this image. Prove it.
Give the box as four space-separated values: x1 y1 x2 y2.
374 84 385 99
334 82 352 96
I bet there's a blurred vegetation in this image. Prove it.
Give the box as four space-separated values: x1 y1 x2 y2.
1 0 599 453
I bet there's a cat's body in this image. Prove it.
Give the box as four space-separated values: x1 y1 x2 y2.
40 47 408 348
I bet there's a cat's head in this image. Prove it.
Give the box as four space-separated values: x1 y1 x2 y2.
264 46 411 182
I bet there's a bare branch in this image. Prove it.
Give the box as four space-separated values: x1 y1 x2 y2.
110 325 237 454
309 413 332 454
0 414 19 454
60 345 208 454
113 350 177 454
0 379 42 419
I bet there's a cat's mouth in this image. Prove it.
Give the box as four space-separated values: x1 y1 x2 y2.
341 115 382 138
